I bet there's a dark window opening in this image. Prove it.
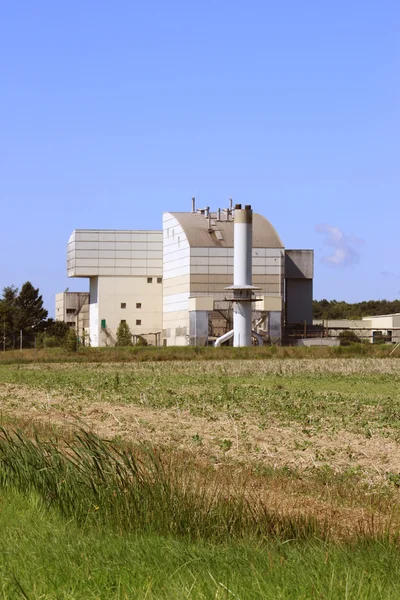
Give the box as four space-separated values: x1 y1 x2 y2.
157 277 162 283
136 319 141 326
373 330 392 344
66 308 75 314
147 277 153 283
136 303 142 309
120 320 126 324
121 302 126 309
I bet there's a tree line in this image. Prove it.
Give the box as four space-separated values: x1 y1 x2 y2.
0 282 71 349
313 299 400 320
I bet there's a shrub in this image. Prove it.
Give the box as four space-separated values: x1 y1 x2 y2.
338 330 361 346
65 329 78 352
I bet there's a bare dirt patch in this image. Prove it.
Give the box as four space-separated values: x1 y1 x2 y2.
2 382 400 481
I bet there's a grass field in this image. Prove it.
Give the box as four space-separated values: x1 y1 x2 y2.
1 353 400 597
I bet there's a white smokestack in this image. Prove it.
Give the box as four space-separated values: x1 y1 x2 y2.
232 204 253 347
214 203 260 348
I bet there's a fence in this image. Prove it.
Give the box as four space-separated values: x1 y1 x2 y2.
284 325 400 345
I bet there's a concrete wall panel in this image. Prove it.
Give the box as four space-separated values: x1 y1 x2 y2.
75 232 99 242
191 248 209 257
115 233 131 242
285 250 313 279
115 268 131 275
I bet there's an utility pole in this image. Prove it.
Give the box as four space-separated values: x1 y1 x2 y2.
20 329 22 351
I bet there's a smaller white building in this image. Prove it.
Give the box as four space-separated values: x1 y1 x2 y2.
55 291 89 336
313 314 400 343
362 313 400 343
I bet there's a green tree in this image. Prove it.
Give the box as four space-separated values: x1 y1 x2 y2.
36 319 70 348
116 321 132 346
15 282 48 342
47 319 69 339
313 299 400 320
65 329 78 352
0 286 18 349
0 282 49 349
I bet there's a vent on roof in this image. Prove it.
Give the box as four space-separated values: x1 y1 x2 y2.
215 231 224 240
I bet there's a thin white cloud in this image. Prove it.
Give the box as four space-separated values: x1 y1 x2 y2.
315 224 364 268
380 270 396 278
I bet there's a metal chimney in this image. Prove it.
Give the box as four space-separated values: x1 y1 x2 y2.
213 203 262 348
191 197 196 212
226 204 259 347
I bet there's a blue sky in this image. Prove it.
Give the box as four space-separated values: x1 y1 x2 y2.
1 1 399 316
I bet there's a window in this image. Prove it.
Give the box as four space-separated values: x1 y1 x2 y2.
373 330 392 344
120 319 126 324
66 308 75 314
121 302 126 309
147 277 153 283
157 277 162 284
136 303 142 309
136 319 141 326
67 322 75 327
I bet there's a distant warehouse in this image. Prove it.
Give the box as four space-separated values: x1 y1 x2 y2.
56 202 314 346
313 314 400 345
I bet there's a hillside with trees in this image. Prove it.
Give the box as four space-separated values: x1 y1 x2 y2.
313 299 400 320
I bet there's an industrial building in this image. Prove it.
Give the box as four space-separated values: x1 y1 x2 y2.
313 314 400 344
55 291 89 335
57 202 314 346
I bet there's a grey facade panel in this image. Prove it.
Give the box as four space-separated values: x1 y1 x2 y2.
286 279 313 325
285 250 314 279
268 312 282 343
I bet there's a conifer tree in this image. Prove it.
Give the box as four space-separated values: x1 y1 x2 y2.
116 321 132 346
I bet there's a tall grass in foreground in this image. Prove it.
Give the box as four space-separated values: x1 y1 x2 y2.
0 428 320 543
2 488 400 599
2 429 400 598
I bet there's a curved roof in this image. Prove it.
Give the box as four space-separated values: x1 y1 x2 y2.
169 212 284 248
